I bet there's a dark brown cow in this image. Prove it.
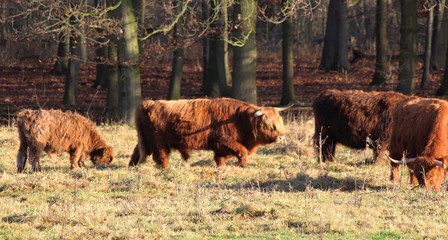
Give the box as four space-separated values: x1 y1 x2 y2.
129 98 292 168
313 89 407 163
16 109 114 172
388 97 448 191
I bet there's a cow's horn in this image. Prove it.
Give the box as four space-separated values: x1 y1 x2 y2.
386 155 417 164
254 110 263 117
274 103 294 112
434 160 446 168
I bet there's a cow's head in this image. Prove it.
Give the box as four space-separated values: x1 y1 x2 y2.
252 103 293 144
90 146 114 165
387 155 448 191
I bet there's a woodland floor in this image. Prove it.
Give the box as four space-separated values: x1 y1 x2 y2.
0 54 446 125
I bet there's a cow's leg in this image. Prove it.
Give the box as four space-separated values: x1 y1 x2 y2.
16 139 28 173
179 148 190 161
225 142 249 167
69 148 82 169
79 161 86 168
321 138 336 162
409 171 419 186
215 137 250 167
129 145 142 166
152 148 170 168
214 154 232 167
372 148 381 164
28 148 42 172
390 162 401 183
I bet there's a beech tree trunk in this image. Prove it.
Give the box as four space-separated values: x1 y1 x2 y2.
93 36 108 88
319 0 350 72
201 0 210 94
167 0 184 100
396 0 417 95
371 0 390 85
107 39 119 120
63 30 80 105
280 0 296 105
421 1 434 88
118 0 142 124
206 0 230 97
51 30 70 75
431 0 446 70
231 0 257 104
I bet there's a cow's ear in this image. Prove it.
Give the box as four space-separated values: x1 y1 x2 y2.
254 110 263 118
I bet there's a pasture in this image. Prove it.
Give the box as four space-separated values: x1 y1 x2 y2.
1 114 448 239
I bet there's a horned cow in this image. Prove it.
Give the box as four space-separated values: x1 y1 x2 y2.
387 97 448 191
129 98 292 168
313 89 407 163
16 109 114 172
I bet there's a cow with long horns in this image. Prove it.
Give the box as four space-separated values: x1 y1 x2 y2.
129 98 292 168
313 89 407 163
387 97 448 191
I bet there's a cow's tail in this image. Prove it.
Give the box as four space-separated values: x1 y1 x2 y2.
129 104 153 167
16 112 29 173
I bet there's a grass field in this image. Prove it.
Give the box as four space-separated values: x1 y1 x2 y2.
1 113 448 239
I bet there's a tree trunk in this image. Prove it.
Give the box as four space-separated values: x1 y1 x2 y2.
396 0 417 95
107 39 119 120
431 0 446 70
371 0 390 85
206 0 230 97
118 0 142 124
280 0 296 105
63 30 80 105
93 36 108 88
167 48 184 100
231 0 257 104
201 0 210 94
51 29 70 75
436 37 448 95
421 1 434 88
167 0 184 100
79 29 88 62
319 0 350 72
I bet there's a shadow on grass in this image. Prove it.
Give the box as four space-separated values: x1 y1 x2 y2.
18 163 122 173
89 164 123 171
222 173 384 193
2 213 35 223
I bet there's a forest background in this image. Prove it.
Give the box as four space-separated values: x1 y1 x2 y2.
1 0 448 125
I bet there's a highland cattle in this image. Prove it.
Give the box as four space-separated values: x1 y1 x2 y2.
16 109 114 172
129 98 292 168
387 97 448 191
313 89 407 163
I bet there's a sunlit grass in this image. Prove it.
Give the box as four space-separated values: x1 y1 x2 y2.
1 115 448 239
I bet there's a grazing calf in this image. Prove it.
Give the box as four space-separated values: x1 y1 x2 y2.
388 97 448 191
129 98 292 168
313 89 407 163
16 109 114 172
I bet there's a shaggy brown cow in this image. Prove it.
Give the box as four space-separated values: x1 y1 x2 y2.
16 109 114 172
313 89 407 163
388 97 448 191
129 98 292 168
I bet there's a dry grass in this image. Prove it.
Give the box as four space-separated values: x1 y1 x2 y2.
2 115 448 239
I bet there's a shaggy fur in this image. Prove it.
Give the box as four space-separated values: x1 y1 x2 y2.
389 97 448 191
129 98 287 168
313 89 407 163
16 109 114 172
